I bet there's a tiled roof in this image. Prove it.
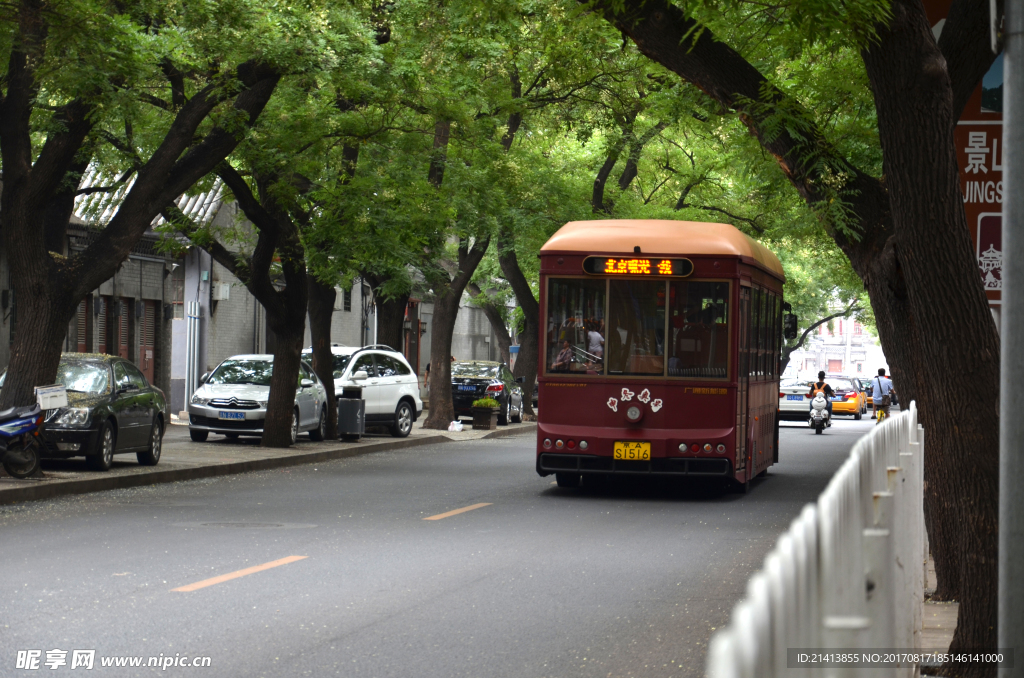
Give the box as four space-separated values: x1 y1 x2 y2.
73 166 223 228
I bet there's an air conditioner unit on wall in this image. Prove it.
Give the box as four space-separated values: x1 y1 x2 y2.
211 282 230 301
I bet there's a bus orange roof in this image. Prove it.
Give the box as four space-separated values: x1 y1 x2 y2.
541 219 785 280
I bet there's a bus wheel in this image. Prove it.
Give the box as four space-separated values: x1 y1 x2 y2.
555 473 581 488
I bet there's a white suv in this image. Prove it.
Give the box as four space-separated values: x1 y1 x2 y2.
301 344 423 437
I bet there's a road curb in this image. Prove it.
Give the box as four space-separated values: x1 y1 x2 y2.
483 423 537 439
0 435 449 506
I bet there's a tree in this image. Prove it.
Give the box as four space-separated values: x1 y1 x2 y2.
0 0 306 409
591 0 1001 667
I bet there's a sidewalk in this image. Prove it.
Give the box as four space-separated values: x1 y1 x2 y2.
0 417 537 506
921 553 958 670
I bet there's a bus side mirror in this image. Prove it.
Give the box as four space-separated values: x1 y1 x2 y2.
783 314 798 340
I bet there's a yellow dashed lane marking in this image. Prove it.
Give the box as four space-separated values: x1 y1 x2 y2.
172 556 308 592
423 503 492 521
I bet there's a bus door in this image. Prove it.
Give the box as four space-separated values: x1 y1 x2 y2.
736 286 751 477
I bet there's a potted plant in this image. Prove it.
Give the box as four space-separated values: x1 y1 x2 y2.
471 397 500 430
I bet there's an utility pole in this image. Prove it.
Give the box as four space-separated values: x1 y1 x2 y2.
1000 0 1023 669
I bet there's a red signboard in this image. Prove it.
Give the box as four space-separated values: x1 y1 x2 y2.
924 0 1003 305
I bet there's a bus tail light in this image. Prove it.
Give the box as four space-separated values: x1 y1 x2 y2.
678 443 687 452
579 440 588 451
486 384 504 394
567 439 576 449
691 443 700 452
703 443 713 453
555 439 565 449
543 438 552 449
717 444 726 454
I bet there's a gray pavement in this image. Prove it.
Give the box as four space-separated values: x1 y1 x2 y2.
0 413 877 677
0 417 536 504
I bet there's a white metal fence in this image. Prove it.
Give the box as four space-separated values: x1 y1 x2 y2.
707 402 926 678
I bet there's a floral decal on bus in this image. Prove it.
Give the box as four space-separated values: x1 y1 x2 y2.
651 398 664 413
607 397 619 412
620 388 635 401
638 388 651 404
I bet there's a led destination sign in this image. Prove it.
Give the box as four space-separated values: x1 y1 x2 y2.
583 256 694 277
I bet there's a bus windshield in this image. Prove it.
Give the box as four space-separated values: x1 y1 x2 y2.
545 277 730 378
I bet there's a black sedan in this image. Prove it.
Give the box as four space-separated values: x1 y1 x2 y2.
2 354 167 471
451 361 524 425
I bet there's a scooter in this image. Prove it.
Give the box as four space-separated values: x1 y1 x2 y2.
808 392 831 435
0 404 43 479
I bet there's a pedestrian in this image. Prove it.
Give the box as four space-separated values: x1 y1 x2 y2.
871 368 894 422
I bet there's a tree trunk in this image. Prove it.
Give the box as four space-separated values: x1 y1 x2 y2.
307 275 338 440
0 250 76 407
860 0 999 666
423 287 461 428
263 320 305 447
422 239 491 429
591 123 632 213
498 232 539 418
467 282 512 365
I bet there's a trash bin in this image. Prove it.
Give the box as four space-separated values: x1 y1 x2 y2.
337 386 365 440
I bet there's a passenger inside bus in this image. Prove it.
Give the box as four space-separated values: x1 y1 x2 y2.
668 281 729 378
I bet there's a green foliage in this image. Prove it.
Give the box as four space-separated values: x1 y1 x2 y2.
472 397 501 409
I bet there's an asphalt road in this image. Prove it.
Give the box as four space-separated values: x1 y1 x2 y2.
0 413 880 677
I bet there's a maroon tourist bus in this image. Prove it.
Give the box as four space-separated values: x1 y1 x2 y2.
535 219 786 492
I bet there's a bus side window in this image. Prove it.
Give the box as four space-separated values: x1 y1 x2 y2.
740 288 750 379
752 287 762 380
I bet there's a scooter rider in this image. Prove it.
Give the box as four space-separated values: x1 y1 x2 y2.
808 371 834 418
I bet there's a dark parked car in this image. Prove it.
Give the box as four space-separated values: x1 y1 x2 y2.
1 354 167 471
451 361 524 425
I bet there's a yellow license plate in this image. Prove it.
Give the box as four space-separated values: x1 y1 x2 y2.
613 441 651 460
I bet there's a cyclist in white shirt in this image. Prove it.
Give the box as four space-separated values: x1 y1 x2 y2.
871 368 894 421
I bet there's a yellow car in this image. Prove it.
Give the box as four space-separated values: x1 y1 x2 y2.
825 376 867 419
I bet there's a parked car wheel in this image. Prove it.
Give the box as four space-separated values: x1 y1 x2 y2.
88 421 116 471
498 400 510 426
190 428 208 442
511 401 522 424
310 406 327 441
137 419 162 466
391 401 413 438
290 409 299 445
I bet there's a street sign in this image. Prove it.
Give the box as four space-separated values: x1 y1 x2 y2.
925 0 1004 306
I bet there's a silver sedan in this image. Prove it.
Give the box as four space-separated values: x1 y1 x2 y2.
188 354 328 444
